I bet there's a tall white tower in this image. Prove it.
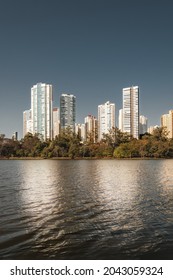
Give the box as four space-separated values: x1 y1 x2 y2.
122 86 139 139
31 83 53 140
98 101 115 141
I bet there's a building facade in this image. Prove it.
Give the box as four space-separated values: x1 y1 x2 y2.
60 93 76 132
139 115 148 135
161 110 173 138
84 115 98 143
12 132 18 141
23 109 32 137
122 86 139 139
53 107 60 139
75 123 86 142
118 109 123 131
147 125 159 134
31 83 53 140
98 101 115 141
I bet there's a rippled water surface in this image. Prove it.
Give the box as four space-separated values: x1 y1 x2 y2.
0 159 173 259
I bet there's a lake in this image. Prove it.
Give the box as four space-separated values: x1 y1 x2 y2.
0 159 173 259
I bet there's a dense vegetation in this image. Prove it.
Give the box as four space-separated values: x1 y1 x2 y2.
1 127 173 159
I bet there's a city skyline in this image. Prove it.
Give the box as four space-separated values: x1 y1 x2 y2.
0 0 173 138
1 80 173 140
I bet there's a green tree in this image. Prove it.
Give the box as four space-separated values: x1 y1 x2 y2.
151 127 169 141
20 133 43 157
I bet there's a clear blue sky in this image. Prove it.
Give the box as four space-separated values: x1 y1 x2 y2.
0 0 173 138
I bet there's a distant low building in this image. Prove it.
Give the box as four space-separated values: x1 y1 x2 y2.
23 109 32 137
75 123 86 142
85 115 98 143
147 125 159 134
0 134 5 139
139 115 148 135
12 132 18 141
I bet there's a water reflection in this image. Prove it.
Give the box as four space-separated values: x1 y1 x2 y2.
20 161 58 215
0 159 173 259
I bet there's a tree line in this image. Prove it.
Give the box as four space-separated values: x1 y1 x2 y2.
1 127 173 159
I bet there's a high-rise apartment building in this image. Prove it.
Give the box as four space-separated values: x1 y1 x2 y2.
23 109 32 137
161 110 173 138
60 93 76 132
122 86 139 139
75 123 86 142
53 107 60 138
84 115 98 143
161 113 169 129
98 101 115 141
139 115 148 135
118 109 123 131
31 83 53 140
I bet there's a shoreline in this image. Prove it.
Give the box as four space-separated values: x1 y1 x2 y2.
0 156 171 160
